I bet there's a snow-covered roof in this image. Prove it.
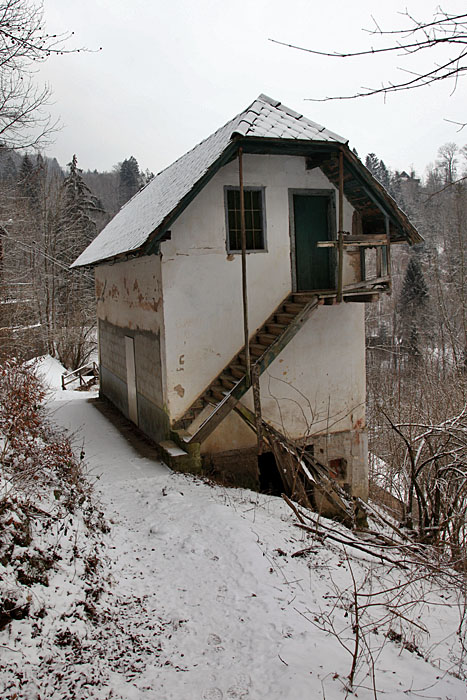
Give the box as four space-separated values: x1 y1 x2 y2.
71 94 347 267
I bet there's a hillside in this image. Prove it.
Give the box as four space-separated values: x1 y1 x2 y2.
1 357 466 699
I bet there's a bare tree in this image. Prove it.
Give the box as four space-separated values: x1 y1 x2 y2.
0 0 87 149
437 142 460 184
271 8 467 103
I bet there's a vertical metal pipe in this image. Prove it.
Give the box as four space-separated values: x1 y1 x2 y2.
337 149 344 303
238 147 251 385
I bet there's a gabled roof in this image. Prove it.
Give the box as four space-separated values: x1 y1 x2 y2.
72 94 419 268
72 95 348 268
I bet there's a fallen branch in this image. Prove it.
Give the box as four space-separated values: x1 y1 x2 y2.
281 493 306 524
293 523 409 569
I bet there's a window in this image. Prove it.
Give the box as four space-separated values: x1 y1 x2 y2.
225 187 266 252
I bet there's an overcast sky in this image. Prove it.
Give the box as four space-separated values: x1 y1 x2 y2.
39 0 467 178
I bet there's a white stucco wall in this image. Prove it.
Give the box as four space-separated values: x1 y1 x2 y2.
251 303 366 438
95 256 164 335
159 153 364 435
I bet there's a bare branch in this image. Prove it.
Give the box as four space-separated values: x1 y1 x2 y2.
271 8 467 101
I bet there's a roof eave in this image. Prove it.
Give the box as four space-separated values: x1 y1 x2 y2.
342 147 422 246
73 135 421 268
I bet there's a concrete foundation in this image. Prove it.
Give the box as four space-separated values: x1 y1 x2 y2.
99 318 170 444
201 447 260 491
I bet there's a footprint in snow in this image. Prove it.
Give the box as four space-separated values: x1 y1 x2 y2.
202 689 223 699
207 633 222 646
226 676 251 699
216 584 228 601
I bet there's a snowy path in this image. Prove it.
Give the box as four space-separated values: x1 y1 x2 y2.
39 357 467 700
49 392 320 698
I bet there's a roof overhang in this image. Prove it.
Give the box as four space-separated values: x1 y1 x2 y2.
80 138 421 267
143 138 421 255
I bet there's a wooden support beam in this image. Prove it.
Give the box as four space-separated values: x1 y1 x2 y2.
251 365 263 454
385 215 392 292
317 234 388 248
376 246 382 278
337 149 344 304
238 147 251 386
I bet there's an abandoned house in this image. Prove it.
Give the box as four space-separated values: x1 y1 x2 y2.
72 94 420 503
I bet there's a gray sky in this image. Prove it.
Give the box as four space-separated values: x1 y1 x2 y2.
39 0 467 178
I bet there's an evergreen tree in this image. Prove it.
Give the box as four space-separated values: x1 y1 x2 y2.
4 156 18 182
365 153 380 178
398 252 429 358
388 171 404 206
378 159 391 190
118 156 141 205
17 153 45 210
58 154 103 261
365 153 392 191
18 154 36 201
400 253 428 308
53 155 104 367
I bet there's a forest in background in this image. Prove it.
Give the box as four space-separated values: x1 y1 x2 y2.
0 150 153 367
363 143 467 556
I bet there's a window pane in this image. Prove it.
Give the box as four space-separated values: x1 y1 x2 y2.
226 188 265 252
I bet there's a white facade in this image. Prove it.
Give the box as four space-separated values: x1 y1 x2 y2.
160 154 365 433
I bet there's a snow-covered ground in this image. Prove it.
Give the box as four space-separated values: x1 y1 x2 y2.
2 356 467 699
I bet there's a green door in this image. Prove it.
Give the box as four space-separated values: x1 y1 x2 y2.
293 193 334 291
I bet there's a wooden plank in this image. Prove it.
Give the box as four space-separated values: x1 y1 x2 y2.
252 365 263 454
317 234 388 248
343 293 380 303
343 275 390 291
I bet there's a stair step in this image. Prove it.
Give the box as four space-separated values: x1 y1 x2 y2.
158 439 191 469
266 323 286 335
210 388 227 403
283 302 305 314
249 343 266 358
178 417 192 429
256 332 277 346
275 312 294 325
219 373 236 390
230 364 246 379
159 440 188 458
292 293 317 304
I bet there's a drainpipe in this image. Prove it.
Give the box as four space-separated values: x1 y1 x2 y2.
238 147 251 386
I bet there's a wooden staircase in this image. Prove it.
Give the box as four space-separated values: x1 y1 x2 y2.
173 292 322 445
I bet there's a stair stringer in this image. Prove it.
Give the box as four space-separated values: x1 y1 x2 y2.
179 294 321 446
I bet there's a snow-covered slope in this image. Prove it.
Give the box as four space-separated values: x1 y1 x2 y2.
1 357 466 699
